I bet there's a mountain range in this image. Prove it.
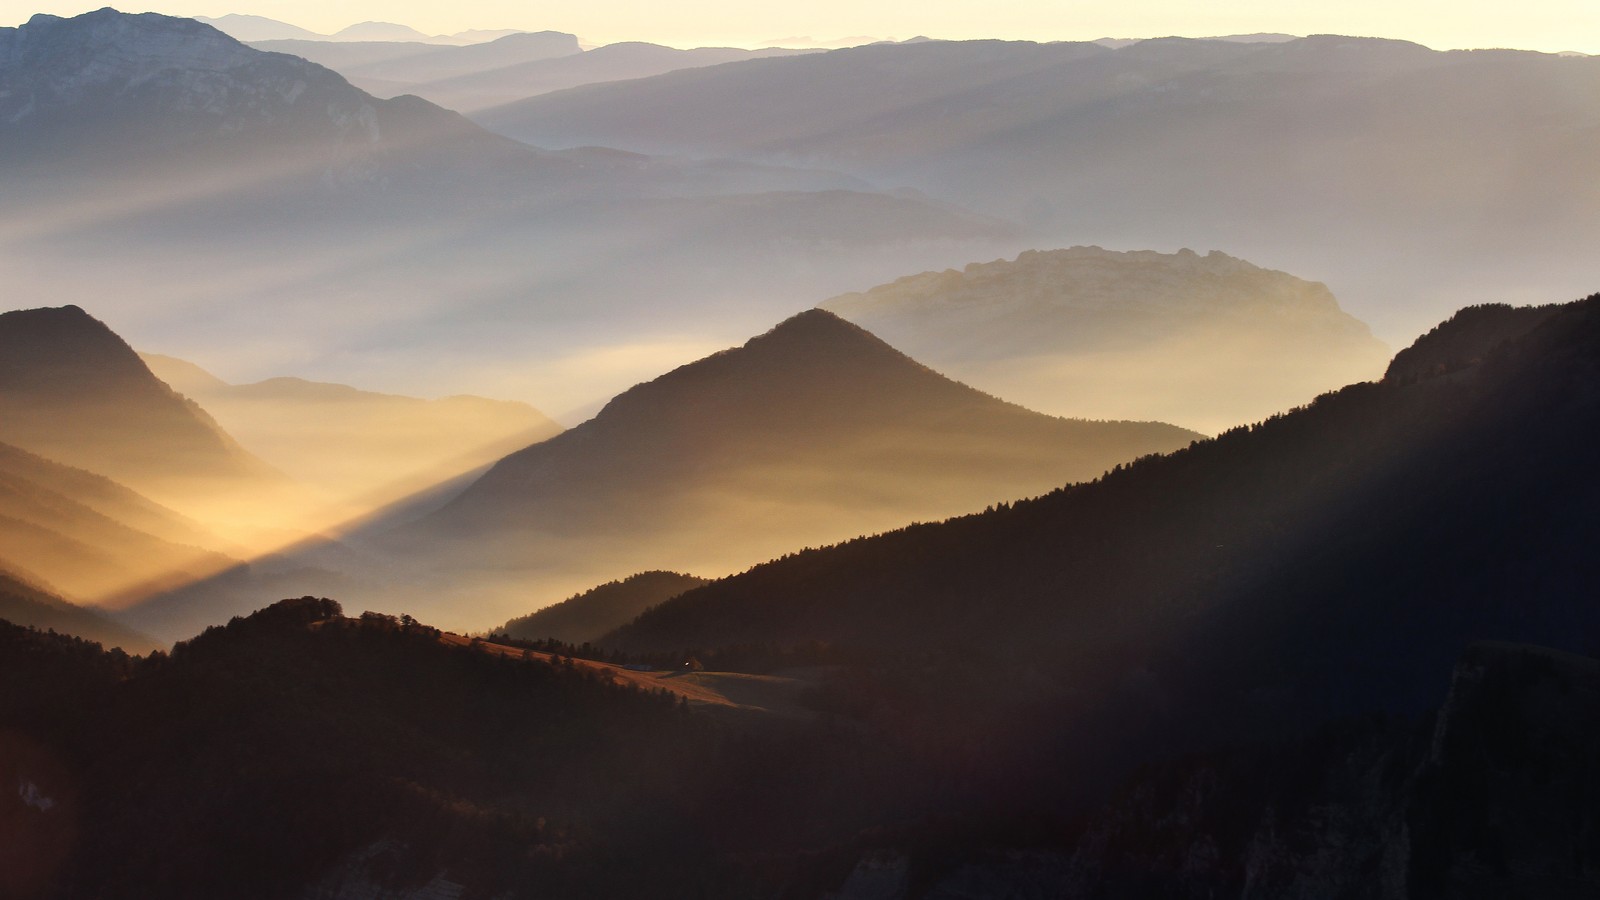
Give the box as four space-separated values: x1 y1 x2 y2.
254 33 818 112
478 35 1600 338
600 294 1600 754
0 10 1016 414
3 292 1597 895
141 353 561 510
130 308 1199 637
195 14 528 45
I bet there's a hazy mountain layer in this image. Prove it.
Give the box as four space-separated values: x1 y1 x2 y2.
824 246 1391 432
0 11 1018 414
0 441 236 605
384 309 1197 626
262 38 820 113
249 33 817 114
141 353 561 511
0 566 159 652
481 36 1600 338
497 571 711 645
129 310 1197 638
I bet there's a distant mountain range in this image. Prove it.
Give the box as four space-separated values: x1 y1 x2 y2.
253 33 818 112
390 310 1197 619
128 309 1198 638
0 10 1016 413
195 14 528 45
823 246 1391 432
141 353 561 510
478 35 1600 337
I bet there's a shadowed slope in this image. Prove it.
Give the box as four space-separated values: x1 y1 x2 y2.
0 441 236 604
0 567 158 652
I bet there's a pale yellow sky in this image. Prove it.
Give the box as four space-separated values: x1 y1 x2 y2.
2 1 1596 53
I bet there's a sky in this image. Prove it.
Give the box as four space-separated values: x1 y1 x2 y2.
1 1 1596 53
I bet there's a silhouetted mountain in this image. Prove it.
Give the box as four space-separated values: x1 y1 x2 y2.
0 598 918 898
141 353 561 506
498 571 710 645
384 309 1196 627
3 603 1595 896
0 567 158 652
1384 302 1566 383
0 306 276 505
480 36 1600 335
824 246 1390 431
606 293 1600 750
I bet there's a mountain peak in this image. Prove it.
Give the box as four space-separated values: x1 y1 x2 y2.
0 304 273 501
0 304 148 386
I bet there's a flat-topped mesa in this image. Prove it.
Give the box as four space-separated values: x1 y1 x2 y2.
821 246 1391 432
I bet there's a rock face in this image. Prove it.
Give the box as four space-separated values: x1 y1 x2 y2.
823 246 1392 432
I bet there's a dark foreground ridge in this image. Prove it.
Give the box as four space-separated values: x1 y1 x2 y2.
2 598 1596 897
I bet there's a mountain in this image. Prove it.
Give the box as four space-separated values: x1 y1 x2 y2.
0 306 277 509
0 566 159 652
604 292 1600 748
249 30 583 107
368 309 1197 628
272 38 818 113
0 440 235 605
193 14 322 42
0 11 1017 418
132 309 1197 640
497 571 710 645
823 246 1391 432
3 588 1595 895
1384 301 1566 382
478 36 1600 338
141 353 561 508
330 21 437 43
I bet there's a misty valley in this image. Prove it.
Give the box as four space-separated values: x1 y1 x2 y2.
0 8 1597 899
